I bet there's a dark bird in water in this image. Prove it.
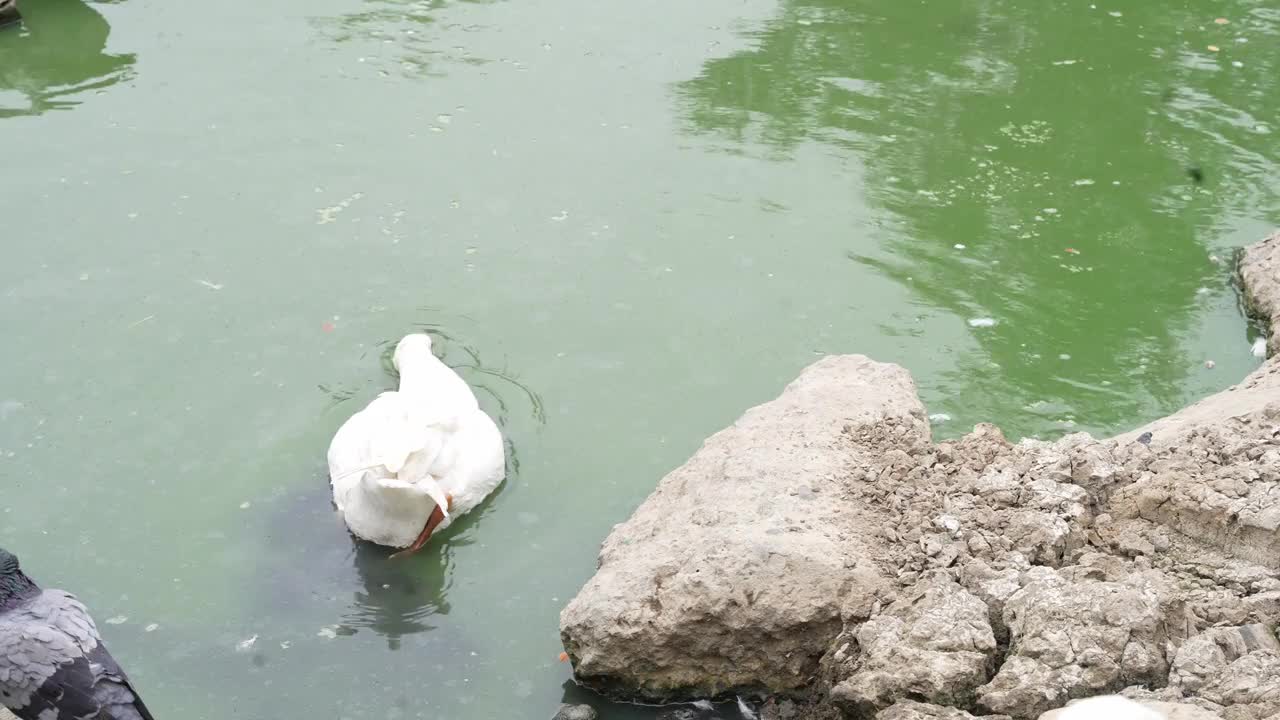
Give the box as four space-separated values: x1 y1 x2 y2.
1187 166 1204 184
0 547 154 720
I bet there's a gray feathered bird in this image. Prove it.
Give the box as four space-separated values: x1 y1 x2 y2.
0 548 154 720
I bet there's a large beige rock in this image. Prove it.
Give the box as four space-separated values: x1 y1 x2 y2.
831 577 997 714
559 356 929 700
1240 232 1280 355
1172 625 1280 692
1107 417 1280 570
976 569 1174 718
562 232 1280 717
1197 651 1280 707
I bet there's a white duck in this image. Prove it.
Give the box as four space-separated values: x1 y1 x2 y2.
1042 696 1166 720
327 333 505 556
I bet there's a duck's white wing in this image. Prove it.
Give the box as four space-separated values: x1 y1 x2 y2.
432 408 506 520
328 392 448 484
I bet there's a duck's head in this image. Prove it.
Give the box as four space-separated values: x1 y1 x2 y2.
0 547 18 577
393 334 435 372
0 547 37 605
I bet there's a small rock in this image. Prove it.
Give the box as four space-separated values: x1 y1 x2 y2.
552 704 598 720
880 701 1010 720
832 578 997 714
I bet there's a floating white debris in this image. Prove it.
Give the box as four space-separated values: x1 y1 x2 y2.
1059 353 1072 360
929 413 952 423
144 624 159 633
280 641 292 650
318 626 339 639
968 317 997 328
954 243 967 249
1073 178 1095 186
236 635 259 652
239 501 251 509
1205 360 1216 369
550 210 569 221
1232 60 1244 68
692 700 715 711
1252 337 1268 358
1052 59 1081 66
316 192 364 225
105 615 128 625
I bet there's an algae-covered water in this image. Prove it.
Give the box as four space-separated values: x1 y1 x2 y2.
1 0 1277 717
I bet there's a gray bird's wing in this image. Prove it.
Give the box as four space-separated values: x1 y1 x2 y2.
0 590 153 720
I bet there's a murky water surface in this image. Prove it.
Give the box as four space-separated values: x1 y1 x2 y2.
2 0 1277 717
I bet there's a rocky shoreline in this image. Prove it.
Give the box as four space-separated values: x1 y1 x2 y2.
560 232 1280 720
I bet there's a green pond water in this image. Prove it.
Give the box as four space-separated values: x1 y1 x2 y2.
1 0 1277 717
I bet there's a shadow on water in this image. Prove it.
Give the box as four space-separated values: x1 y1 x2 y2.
254 479 459 649
677 0 1280 439
0 0 135 118
311 0 501 78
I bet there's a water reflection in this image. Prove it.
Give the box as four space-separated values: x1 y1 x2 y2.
345 536 452 649
678 0 1280 438
0 0 135 118
256 480 453 651
313 0 497 78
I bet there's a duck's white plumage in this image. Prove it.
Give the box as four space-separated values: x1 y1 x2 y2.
327 334 505 549
1046 696 1166 720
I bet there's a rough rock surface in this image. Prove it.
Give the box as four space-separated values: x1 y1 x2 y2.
830 577 997 714
560 355 927 699
1241 232 1280 355
976 568 1174 717
552 704 599 720
878 701 1009 720
561 233 1280 719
